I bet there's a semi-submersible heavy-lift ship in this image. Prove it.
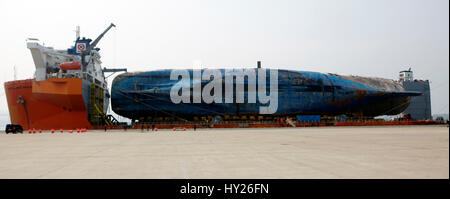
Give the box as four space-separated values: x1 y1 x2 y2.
4 24 422 130
4 23 126 130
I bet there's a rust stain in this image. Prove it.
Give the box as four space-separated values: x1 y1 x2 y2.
354 90 367 100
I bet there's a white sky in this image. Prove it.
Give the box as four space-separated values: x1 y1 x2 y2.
0 0 448 125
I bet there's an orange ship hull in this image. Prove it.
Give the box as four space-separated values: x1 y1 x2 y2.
4 78 93 130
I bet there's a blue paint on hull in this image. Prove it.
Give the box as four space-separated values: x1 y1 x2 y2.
111 69 420 120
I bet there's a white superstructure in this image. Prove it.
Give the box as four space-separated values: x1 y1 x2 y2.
26 24 116 91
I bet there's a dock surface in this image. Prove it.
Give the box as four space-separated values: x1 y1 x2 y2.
0 125 448 179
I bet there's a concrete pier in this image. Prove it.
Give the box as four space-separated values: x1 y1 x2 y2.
0 125 448 179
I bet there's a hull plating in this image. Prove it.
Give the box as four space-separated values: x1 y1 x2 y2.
4 78 93 130
111 69 419 120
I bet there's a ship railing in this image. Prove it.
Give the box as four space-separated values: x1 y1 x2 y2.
46 72 82 79
46 73 59 79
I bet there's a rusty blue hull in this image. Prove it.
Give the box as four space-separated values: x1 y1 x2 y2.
111 69 421 120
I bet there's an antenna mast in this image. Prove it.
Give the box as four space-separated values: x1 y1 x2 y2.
75 26 80 41
13 65 17 80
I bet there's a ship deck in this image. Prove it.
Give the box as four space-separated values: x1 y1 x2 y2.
0 125 448 179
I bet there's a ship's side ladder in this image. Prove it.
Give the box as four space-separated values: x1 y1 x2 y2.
88 83 120 126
